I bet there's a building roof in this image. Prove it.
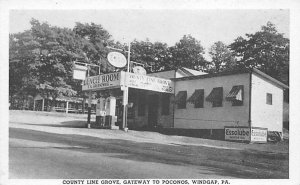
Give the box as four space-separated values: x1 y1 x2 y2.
173 68 289 90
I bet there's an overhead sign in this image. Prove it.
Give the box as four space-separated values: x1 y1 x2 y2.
251 127 267 143
73 64 87 80
132 66 147 75
225 127 250 141
107 52 127 68
126 72 174 93
82 72 124 91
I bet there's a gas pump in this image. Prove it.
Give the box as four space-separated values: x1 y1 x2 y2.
105 96 118 129
96 98 106 127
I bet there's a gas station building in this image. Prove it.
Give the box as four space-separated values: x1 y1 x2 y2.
83 67 288 142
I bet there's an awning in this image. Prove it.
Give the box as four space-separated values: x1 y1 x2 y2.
206 87 223 102
175 91 187 104
225 85 243 101
187 89 204 104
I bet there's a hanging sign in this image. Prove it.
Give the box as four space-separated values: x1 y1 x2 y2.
126 72 174 93
73 64 87 80
82 72 124 91
107 52 127 68
132 66 147 75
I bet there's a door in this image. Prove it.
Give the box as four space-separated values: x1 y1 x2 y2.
148 94 159 128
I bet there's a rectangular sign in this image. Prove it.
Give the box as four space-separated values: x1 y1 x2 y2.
251 127 268 143
224 127 251 141
126 72 174 93
82 72 123 91
73 64 87 80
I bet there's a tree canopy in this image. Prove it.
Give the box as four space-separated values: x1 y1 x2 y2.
229 22 289 85
208 41 236 73
9 19 289 109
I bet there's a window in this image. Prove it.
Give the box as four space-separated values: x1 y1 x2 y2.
226 85 244 106
161 94 170 115
138 94 146 116
266 93 272 105
206 87 223 107
187 89 204 108
175 91 187 109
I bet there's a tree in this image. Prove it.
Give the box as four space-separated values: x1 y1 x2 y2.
229 22 289 85
130 39 171 72
169 35 208 71
73 22 114 74
208 41 236 73
9 19 80 109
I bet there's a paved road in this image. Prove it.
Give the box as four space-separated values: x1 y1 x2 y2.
10 127 242 179
9 110 288 179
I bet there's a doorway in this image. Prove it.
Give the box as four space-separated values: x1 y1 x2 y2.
148 94 159 128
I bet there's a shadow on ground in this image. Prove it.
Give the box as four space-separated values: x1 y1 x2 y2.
12 120 88 128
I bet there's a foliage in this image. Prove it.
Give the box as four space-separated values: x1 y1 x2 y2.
169 35 208 71
130 39 172 72
9 19 289 110
229 22 289 85
208 41 236 73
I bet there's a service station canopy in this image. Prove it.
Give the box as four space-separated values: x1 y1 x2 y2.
82 71 174 94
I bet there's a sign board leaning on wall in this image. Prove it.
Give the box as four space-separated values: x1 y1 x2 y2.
224 127 251 141
251 127 268 143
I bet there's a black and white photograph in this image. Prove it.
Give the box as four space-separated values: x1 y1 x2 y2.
1 0 300 185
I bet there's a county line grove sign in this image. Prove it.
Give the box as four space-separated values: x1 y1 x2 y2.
82 71 174 94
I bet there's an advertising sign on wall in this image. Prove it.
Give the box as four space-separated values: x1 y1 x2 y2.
251 127 268 143
224 127 251 141
126 72 174 94
82 72 124 91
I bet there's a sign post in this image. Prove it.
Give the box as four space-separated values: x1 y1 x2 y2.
122 42 131 131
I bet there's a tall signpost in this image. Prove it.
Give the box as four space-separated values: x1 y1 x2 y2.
73 61 100 128
106 43 130 131
123 42 130 131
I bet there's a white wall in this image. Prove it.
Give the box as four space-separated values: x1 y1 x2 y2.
174 73 250 129
251 73 283 133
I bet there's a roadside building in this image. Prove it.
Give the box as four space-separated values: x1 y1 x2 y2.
82 67 288 141
33 94 97 114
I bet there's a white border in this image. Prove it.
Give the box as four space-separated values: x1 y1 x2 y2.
1 0 300 185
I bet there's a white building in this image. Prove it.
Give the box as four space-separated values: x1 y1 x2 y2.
82 67 288 141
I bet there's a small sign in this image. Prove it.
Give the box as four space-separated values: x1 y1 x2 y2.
73 64 87 80
132 66 147 75
107 52 127 68
225 127 251 141
251 127 268 143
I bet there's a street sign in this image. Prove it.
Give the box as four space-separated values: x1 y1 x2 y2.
107 52 127 68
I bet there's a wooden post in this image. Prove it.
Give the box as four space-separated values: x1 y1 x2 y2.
66 101 69 114
42 99 45 111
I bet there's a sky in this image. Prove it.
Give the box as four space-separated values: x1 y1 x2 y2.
9 9 289 60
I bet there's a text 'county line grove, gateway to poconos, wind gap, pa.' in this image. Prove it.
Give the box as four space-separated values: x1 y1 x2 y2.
62 179 230 185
